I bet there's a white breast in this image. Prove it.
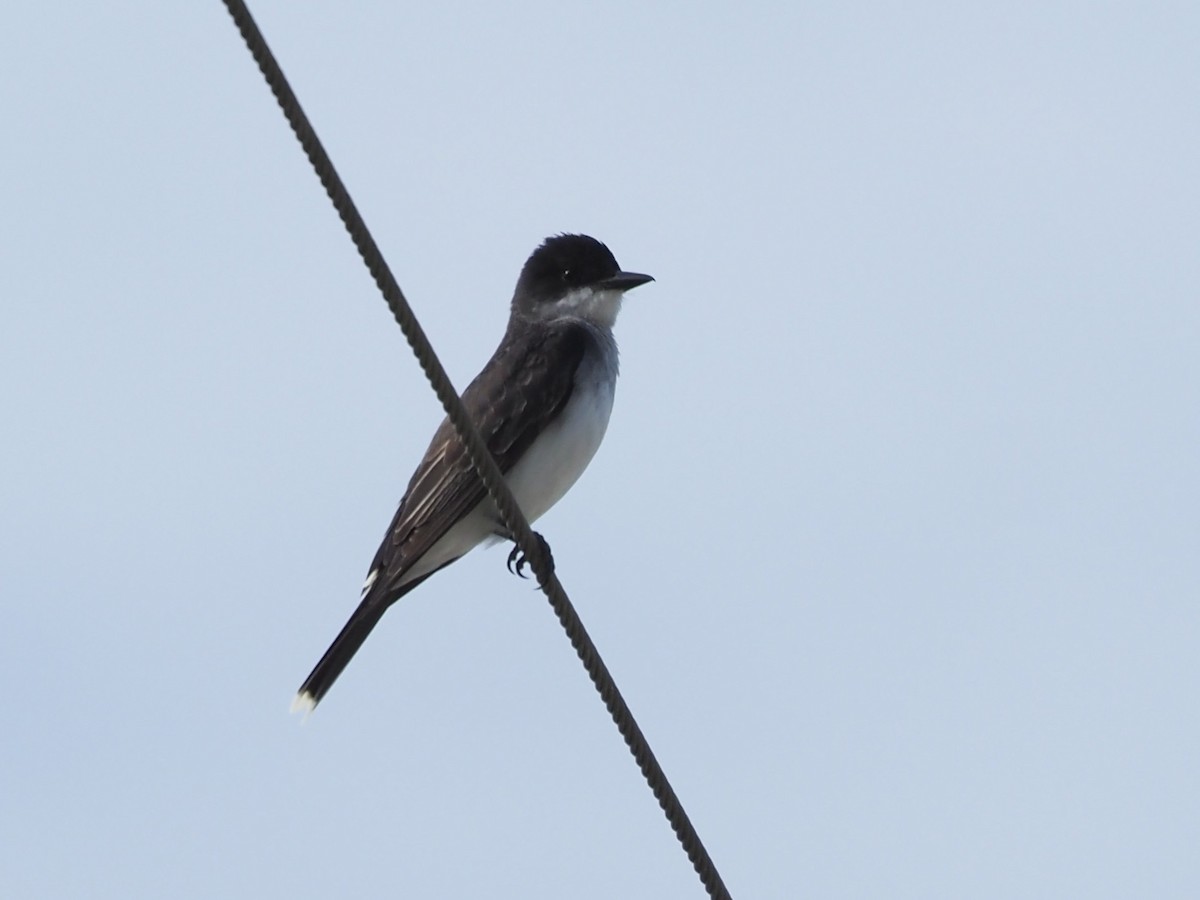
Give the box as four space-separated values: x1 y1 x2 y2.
504 375 616 523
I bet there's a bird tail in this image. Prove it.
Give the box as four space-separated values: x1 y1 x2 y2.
291 572 437 714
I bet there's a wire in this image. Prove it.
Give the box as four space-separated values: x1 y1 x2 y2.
220 2 732 896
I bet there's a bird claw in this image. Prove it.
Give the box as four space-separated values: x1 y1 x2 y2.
506 532 554 581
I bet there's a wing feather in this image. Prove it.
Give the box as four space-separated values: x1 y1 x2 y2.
366 322 590 601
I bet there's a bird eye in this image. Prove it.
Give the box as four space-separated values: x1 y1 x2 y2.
561 268 572 282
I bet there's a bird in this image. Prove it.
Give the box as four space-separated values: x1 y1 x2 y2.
292 234 654 712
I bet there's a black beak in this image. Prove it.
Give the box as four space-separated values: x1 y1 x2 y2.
599 270 655 292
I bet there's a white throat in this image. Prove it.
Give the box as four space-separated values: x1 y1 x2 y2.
541 286 625 329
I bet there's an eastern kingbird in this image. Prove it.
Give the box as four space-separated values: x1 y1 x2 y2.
293 234 653 711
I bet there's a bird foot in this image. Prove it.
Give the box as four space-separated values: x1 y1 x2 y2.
506 532 554 581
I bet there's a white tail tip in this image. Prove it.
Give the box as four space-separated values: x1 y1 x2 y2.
290 691 317 719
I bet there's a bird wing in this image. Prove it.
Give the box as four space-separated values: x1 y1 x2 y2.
367 321 589 601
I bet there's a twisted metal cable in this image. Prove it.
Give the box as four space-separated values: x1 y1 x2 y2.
221 2 731 896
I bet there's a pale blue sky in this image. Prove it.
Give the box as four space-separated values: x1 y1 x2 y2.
2 2 1198 898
